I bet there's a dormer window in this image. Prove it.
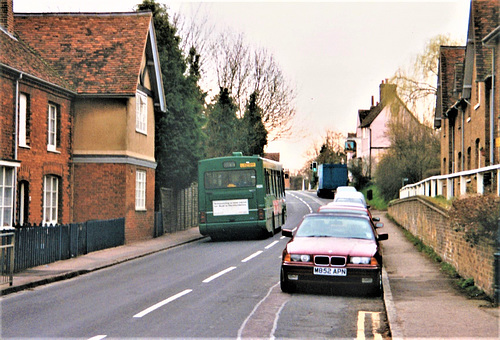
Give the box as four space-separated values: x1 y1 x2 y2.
136 90 147 135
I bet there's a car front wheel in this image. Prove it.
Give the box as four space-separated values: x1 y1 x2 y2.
280 267 294 293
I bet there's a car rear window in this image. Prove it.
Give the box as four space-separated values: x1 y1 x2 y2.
296 216 374 240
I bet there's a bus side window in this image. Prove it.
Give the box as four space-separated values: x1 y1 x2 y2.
265 170 271 194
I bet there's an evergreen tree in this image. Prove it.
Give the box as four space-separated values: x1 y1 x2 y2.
240 91 268 156
205 88 239 157
136 1 206 200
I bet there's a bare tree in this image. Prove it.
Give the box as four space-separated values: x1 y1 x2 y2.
170 6 297 141
390 34 463 124
170 4 213 78
209 31 297 141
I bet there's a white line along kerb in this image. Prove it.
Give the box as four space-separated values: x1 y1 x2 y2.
202 266 237 283
133 289 192 318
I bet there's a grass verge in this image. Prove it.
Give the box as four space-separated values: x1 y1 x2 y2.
361 184 388 210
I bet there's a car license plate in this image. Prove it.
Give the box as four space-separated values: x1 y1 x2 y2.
314 267 347 276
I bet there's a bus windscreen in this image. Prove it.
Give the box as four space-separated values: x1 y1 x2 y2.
205 169 256 189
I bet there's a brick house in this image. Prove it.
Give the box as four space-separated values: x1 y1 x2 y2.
435 0 499 192
347 81 422 178
0 0 166 242
1 0 75 227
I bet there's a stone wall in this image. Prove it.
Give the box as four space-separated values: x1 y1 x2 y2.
388 196 496 297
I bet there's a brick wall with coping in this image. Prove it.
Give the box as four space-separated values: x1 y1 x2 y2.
388 196 496 297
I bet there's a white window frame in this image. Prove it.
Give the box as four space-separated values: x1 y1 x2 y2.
0 167 15 227
19 93 28 147
135 170 146 211
43 175 58 225
136 90 147 135
47 103 57 151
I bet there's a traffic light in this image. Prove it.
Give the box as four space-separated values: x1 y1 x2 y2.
310 162 317 172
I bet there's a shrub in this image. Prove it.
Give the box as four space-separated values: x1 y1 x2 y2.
449 194 500 245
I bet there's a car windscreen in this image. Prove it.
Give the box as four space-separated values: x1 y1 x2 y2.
296 216 374 240
204 169 256 189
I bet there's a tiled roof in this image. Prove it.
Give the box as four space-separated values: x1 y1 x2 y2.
359 106 382 128
0 29 71 90
439 46 465 112
14 11 152 95
470 0 499 81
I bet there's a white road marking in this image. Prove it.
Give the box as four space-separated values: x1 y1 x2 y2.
237 282 280 340
265 240 279 249
88 336 107 340
202 266 237 283
242 251 263 262
133 289 192 318
287 192 313 213
269 299 288 340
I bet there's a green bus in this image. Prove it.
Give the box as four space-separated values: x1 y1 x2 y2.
198 153 287 240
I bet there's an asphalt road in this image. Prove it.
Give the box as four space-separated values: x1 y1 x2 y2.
1 190 388 339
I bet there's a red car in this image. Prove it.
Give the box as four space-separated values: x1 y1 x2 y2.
280 213 388 295
317 203 381 224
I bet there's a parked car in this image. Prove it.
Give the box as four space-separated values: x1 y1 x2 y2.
280 213 388 295
335 186 357 193
318 203 381 224
333 191 368 207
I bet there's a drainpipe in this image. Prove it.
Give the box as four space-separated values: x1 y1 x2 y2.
14 72 23 225
489 47 495 165
369 128 372 179
462 107 465 171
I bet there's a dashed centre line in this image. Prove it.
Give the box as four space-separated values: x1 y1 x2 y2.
265 240 279 249
242 250 263 262
202 266 237 283
133 289 193 318
130 236 286 323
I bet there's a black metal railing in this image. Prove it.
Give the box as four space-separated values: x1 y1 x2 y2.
6 218 124 273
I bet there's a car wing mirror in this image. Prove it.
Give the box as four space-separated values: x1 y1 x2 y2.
377 233 388 241
372 217 380 222
282 228 293 238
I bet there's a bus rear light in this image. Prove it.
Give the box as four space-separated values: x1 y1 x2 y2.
200 212 206 224
258 208 265 220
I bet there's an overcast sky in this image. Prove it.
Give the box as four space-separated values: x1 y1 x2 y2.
14 0 471 172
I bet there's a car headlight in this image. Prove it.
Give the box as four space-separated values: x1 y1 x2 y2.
349 256 371 264
290 254 311 262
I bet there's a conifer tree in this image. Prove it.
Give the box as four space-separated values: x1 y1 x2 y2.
205 88 238 158
240 91 267 156
136 1 206 200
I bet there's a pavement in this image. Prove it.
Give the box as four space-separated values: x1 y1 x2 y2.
1 215 499 339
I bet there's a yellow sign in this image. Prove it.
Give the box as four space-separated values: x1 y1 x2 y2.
240 162 256 168
496 137 500 148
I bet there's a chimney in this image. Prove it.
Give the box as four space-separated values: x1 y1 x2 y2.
380 81 397 105
0 0 14 34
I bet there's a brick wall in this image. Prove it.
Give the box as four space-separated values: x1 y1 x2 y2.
388 196 496 297
73 162 155 243
0 73 15 158
15 80 73 224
